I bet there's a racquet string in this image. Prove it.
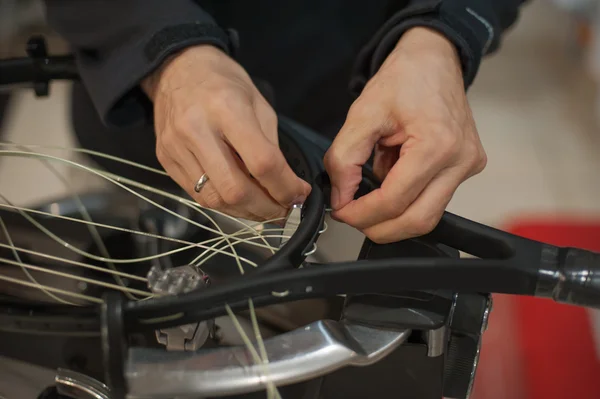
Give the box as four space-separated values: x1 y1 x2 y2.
0 143 301 397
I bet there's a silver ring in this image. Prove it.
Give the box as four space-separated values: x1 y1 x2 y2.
194 173 209 193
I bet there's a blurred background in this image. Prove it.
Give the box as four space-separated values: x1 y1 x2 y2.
0 0 599 398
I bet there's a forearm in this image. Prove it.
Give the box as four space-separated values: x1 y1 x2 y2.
44 0 234 127
350 0 528 94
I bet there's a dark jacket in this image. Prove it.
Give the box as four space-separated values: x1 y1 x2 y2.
45 0 526 132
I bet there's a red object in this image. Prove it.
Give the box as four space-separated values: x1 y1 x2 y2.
472 217 600 399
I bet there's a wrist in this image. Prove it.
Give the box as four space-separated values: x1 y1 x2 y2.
395 27 459 61
386 26 462 76
141 44 226 100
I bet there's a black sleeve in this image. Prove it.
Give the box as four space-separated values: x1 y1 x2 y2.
350 0 528 95
44 0 236 127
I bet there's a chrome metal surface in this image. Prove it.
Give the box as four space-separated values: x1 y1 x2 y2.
193 173 209 193
147 265 204 296
466 294 493 399
55 369 110 399
426 326 447 357
279 203 302 249
148 265 211 351
125 320 411 398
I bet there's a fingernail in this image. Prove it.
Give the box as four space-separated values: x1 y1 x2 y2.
331 187 340 210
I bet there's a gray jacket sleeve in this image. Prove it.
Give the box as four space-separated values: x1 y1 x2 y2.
44 0 233 127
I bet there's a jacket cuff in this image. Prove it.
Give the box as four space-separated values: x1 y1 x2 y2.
350 0 496 95
77 22 237 128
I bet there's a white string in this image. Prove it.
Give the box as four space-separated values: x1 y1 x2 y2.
0 150 247 272
0 203 285 259
0 242 147 282
0 256 152 297
0 144 296 396
0 216 75 305
225 304 281 399
192 233 292 268
0 274 103 303
0 142 274 249
248 298 279 399
0 196 259 267
7 142 138 299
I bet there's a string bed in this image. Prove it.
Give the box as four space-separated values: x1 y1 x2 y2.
0 141 305 398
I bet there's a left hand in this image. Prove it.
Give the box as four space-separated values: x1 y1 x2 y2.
324 27 487 244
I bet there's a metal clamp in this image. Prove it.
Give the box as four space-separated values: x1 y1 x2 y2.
147 265 212 351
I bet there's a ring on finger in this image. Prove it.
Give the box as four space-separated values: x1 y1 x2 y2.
194 173 209 193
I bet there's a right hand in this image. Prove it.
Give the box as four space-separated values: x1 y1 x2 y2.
142 45 311 221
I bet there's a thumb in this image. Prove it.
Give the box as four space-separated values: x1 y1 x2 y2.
324 107 384 210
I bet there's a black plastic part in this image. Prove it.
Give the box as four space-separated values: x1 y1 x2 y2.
101 292 127 399
536 247 600 309
444 334 479 399
342 237 457 331
0 36 78 95
443 293 490 399
343 293 452 330
26 36 50 97
123 255 534 332
245 117 327 274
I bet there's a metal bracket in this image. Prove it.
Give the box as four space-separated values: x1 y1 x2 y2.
147 265 211 351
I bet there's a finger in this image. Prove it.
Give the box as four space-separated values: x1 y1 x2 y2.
184 128 288 221
217 102 311 207
156 143 192 192
324 100 393 210
159 145 250 219
361 167 463 244
332 139 444 230
253 99 279 146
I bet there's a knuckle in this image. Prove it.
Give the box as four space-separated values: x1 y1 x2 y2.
155 145 166 164
475 150 488 173
377 186 409 216
458 137 488 175
221 183 248 206
202 189 225 210
323 146 344 173
434 133 460 161
159 131 177 150
263 106 278 127
347 97 369 120
249 149 280 178
173 112 191 135
210 87 243 112
407 215 438 237
174 108 202 138
365 229 392 245
467 145 488 174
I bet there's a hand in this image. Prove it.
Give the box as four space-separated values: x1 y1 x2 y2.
324 27 487 243
142 45 311 221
